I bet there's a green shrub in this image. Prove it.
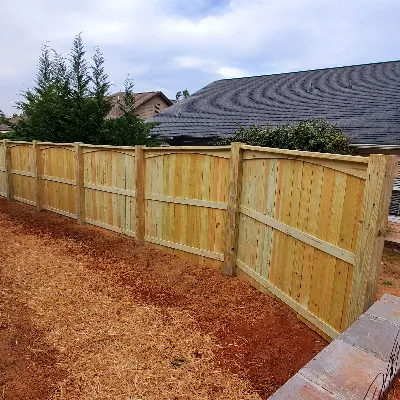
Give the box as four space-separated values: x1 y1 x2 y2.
218 119 352 155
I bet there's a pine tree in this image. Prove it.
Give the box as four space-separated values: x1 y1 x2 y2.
88 47 112 143
68 33 92 142
70 33 90 100
14 43 64 141
12 34 158 146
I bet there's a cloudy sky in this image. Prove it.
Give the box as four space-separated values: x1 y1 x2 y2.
1 0 399 116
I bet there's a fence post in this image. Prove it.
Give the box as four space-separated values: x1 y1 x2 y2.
3 139 13 201
135 145 145 246
346 154 397 327
32 140 42 211
74 142 85 224
223 142 243 276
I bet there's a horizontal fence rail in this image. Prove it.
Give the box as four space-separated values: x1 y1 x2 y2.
0 139 397 339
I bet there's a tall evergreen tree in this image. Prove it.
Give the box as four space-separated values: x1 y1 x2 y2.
70 33 90 100
12 34 158 146
68 33 92 142
88 47 112 143
13 43 66 141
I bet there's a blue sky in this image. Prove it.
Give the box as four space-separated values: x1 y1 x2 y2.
1 0 399 116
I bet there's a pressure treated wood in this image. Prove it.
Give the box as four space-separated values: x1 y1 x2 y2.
3 141 395 339
239 205 356 264
74 143 85 224
33 141 42 210
83 146 136 236
145 194 227 210
223 143 243 276
135 145 145 246
236 147 372 337
346 154 398 326
39 145 76 216
3 140 13 200
2 140 12 200
144 149 229 268
236 259 340 339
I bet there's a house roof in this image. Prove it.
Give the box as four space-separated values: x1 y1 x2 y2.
0 124 11 131
151 61 400 145
110 91 173 108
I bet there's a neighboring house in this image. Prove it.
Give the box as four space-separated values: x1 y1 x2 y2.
108 91 173 120
0 124 11 134
151 60 400 241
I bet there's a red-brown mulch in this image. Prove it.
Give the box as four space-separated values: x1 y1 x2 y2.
0 198 327 398
0 277 66 399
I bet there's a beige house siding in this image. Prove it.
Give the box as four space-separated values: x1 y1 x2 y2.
136 95 171 119
107 92 172 120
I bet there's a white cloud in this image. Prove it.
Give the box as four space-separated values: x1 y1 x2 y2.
175 56 248 79
217 67 248 79
1 0 400 115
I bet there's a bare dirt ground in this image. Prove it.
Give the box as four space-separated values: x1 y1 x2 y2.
378 245 400 299
0 198 327 400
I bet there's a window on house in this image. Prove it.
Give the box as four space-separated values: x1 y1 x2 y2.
154 103 161 114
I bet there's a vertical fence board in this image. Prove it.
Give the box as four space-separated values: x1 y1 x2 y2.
74 143 85 223
135 145 145 245
33 141 42 210
223 143 243 276
1 140 12 199
346 154 398 326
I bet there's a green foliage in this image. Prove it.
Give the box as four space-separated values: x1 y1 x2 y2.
383 280 394 287
11 34 156 146
176 89 190 101
218 119 352 155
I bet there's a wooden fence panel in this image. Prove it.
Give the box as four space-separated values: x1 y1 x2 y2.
39 144 76 217
144 148 230 269
82 146 136 236
1 141 395 339
10 143 36 205
235 146 379 338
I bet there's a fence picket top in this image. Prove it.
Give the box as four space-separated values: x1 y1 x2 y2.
80 143 137 150
143 145 232 151
242 144 369 163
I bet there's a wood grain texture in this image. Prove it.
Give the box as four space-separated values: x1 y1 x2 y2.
10 144 36 203
237 148 372 338
223 142 243 276
33 141 42 210
83 147 136 235
2 140 12 200
346 154 398 326
39 145 76 215
74 143 85 224
135 145 145 245
236 259 339 339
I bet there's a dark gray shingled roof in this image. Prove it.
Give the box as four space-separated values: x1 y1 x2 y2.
151 61 400 145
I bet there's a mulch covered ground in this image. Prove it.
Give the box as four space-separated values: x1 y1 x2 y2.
0 198 327 399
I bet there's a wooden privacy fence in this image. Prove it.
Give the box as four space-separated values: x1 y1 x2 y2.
0 139 397 339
